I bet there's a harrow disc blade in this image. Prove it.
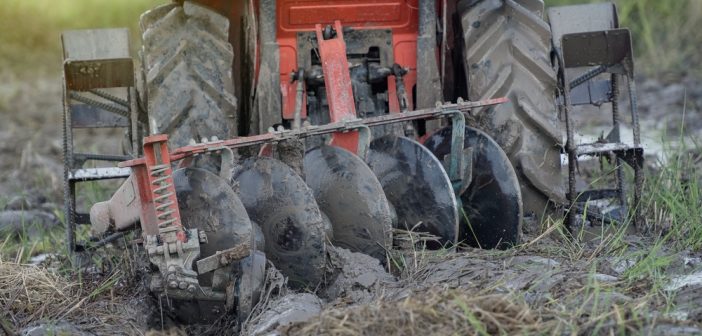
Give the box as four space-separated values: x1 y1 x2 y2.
304 145 393 261
233 157 326 288
367 135 459 245
174 168 253 279
172 167 254 323
424 126 523 249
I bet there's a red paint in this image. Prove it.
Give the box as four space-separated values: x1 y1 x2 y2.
276 0 419 119
316 21 361 154
125 135 187 242
119 96 509 239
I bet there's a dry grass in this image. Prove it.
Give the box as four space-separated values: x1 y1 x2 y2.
286 288 543 336
0 260 145 335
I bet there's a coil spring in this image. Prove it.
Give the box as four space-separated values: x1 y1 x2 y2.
150 164 178 229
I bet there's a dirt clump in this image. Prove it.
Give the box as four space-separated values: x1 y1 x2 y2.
322 246 395 304
246 293 323 336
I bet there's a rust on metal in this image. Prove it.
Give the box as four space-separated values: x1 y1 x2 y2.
64 58 135 91
315 21 361 154
196 236 251 274
134 135 187 242
119 97 508 169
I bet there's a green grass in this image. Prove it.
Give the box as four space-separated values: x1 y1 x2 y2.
546 0 702 78
0 0 162 75
1 0 698 78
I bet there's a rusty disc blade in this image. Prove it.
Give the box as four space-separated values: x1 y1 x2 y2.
424 126 523 249
232 157 326 288
174 168 253 280
366 135 459 246
304 145 393 261
172 167 254 323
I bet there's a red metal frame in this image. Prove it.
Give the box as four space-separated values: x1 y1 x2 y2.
126 135 187 242
118 97 507 243
276 0 420 120
194 0 424 129
315 21 361 153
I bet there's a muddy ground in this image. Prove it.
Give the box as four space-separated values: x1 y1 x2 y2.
1 69 702 335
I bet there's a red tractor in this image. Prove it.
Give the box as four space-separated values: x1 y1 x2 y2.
61 0 642 322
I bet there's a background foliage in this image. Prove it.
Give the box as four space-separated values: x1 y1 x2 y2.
546 0 702 78
1 0 699 77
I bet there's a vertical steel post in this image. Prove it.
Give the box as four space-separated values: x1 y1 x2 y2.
315 21 361 154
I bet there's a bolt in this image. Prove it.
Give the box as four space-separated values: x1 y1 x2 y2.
168 281 178 289
179 281 188 290
187 284 196 293
168 265 176 272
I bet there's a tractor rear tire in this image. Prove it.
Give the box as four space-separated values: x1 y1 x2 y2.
140 1 237 149
137 1 242 322
458 0 564 225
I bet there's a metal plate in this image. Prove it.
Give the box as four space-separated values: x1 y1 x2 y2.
424 126 522 249
296 29 393 69
548 3 618 51
304 145 393 261
173 168 253 285
366 135 459 246
562 29 632 68
62 28 130 60
64 58 134 91
232 157 326 288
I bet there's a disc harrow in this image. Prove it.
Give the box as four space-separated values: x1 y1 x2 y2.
71 11 521 324
87 94 513 318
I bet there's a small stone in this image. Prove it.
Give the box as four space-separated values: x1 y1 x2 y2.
249 293 323 335
592 273 618 283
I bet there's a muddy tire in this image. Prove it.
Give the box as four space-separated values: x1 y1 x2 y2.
140 1 237 149
458 0 564 223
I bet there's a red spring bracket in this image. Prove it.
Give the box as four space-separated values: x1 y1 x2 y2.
315 20 360 154
131 134 186 243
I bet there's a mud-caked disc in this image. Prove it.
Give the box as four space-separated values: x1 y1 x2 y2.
424 126 523 249
367 135 459 246
172 167 254 323
232 157 326 288
174 168 253 282
304 145 393 261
